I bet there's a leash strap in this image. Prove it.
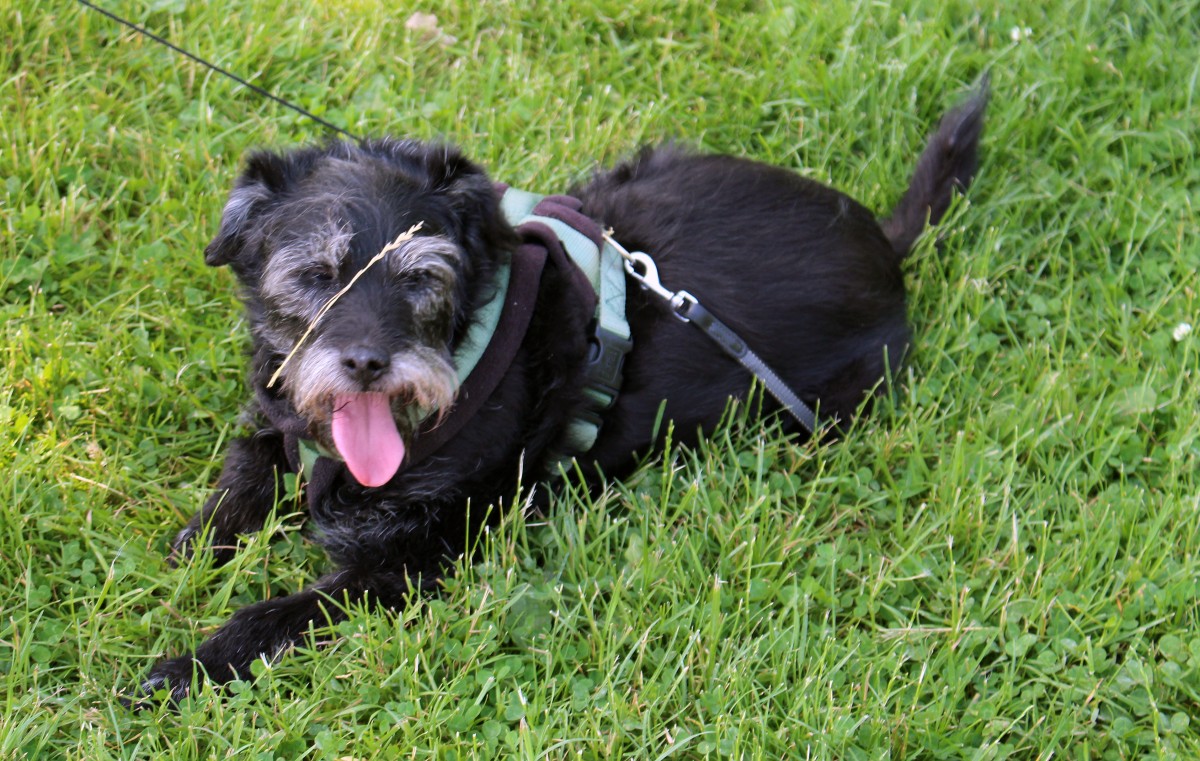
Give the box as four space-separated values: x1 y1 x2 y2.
674 300 818 434
608 238 820 435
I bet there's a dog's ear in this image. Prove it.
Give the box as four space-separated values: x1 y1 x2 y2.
204 148 323 268
429 148 510 259
368 140 513 261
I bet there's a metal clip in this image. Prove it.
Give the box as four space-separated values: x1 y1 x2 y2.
604 233 696 323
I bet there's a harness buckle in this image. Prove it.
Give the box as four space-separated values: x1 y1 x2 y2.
584 322 633 408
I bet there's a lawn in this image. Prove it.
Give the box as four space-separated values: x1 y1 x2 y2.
2 0 1198 758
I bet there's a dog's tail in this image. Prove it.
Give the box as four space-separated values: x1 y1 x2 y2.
881 75 990 259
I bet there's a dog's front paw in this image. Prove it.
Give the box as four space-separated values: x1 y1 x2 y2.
168 521 239 568
130 655 205 708
167 524 201 567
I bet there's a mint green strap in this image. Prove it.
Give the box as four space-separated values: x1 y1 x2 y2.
498 187 545 226
520 215 631 344
451 257 510 384
500 188 633 465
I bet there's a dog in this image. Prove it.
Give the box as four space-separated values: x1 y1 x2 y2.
139 80 988 702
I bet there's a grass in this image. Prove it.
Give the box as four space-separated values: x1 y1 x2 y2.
2 0 1199 757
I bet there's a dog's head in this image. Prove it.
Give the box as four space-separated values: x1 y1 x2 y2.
206 139 515 486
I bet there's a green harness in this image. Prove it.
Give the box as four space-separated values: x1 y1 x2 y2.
498 188 632 465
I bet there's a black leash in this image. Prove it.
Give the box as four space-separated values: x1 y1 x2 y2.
606 237 823 435
75 0 360 142
674 299 819 433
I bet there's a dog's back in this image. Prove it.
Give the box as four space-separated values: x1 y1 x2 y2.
574 80 989 465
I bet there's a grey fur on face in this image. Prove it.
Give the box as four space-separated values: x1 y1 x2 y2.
283 336 459 433
259 222 354 323
253 227 465 444
382 236 464 333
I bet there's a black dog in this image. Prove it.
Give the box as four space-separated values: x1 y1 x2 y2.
141 81 988 702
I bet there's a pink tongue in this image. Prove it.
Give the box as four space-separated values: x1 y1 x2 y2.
331 393 406 487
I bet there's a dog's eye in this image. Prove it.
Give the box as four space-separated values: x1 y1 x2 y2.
301 266 336 287
401 269 438 290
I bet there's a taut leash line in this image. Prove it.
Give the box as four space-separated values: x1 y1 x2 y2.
75 0 360 142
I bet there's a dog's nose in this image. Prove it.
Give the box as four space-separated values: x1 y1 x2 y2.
341 345 391 385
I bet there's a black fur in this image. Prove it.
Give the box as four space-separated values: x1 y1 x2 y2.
138 82 988 703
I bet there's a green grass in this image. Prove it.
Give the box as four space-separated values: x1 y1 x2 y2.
3 0 1199 757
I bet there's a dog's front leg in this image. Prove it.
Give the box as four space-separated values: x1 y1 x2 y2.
139 564 418 704
170 428 292 566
